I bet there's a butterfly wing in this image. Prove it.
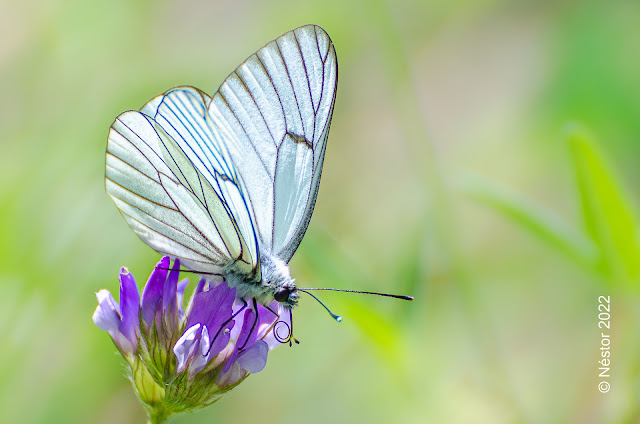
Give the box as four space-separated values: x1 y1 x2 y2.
105 86 258 278
106 24 337 278
208 24 338 263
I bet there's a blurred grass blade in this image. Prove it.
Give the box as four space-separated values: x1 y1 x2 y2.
335 298 410 376
460 174 599 269
568 124 640 285
299 231 411 377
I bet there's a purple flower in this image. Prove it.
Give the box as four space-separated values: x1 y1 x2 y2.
93 256 290 417
92 267 140 358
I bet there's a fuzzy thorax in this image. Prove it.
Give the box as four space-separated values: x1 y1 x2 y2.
224 254 299 308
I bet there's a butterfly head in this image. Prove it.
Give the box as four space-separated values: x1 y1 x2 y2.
274 286 300 308
255 254 299 308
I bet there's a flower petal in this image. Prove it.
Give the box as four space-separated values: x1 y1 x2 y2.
189 325 211 375
174 323 202 374
141 256 170 326
177 279 189 313
222 308 258 373
93 289 136 355
186 283 236 358
162 258 180 319
258 302 291 350
118 268 140 349
193 278 206 297
237 309 258 348
207 287 236 356
237 340 268 373
93 290 119 332
216 362 248 388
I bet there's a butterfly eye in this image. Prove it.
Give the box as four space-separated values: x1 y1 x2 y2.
274 288 291 303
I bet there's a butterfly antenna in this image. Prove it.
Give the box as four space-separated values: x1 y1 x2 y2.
298 289 343 322
297 287 414 301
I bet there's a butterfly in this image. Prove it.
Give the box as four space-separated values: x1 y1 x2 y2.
105 24 337 311
106 25 412 328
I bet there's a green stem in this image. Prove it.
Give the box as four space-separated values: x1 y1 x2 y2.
147 404 171 424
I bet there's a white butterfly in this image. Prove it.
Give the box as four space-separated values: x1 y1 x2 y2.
105 25 337 310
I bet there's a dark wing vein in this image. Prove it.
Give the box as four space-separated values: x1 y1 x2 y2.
216 91 272 178
167 92 236 181
234 70 277 146
274 38 307 140
292 29 316 137
117 198 219 258
256 53 288 137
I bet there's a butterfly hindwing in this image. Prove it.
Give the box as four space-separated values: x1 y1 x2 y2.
149 87 259 273
105 101 256 277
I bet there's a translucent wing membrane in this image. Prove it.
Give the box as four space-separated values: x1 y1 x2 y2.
105 90 258 278
209 24 338 263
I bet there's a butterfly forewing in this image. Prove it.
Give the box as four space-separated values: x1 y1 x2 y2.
209 24 338 263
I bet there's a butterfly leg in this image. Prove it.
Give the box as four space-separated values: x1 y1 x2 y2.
238 298 259 351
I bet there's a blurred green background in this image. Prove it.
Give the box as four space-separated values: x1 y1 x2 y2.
2 0 639 422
